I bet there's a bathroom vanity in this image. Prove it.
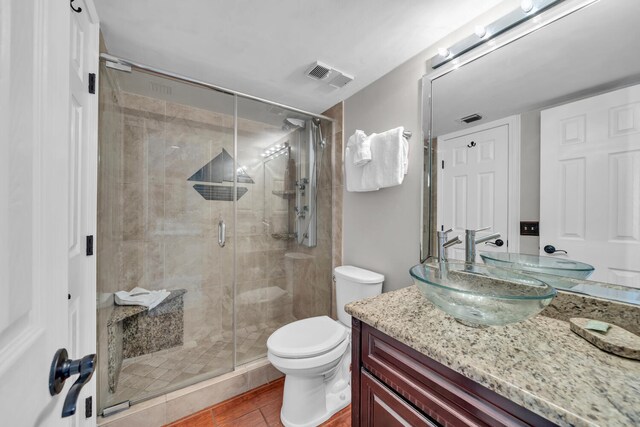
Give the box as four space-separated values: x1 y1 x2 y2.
347 287 640 427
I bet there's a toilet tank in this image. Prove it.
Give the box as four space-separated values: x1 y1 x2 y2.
334 266 384 327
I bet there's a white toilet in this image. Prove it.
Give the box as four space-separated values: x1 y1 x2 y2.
267 265 384 427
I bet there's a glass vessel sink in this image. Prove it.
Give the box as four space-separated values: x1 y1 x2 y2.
410 262 556 327
480 252 594 280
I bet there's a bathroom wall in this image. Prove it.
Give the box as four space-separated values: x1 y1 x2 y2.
343 1 515 292
520 110 541 255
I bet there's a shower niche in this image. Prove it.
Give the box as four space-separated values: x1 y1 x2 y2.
97 60 333 415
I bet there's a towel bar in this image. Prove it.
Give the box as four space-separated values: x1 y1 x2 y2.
403 130 412 139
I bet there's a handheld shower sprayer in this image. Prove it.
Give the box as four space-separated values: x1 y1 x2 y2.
312 118 326 149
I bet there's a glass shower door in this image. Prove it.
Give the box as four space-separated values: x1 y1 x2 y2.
97 64 236 412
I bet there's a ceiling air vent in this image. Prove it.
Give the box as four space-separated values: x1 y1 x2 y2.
305 61 332 80
460 113 483 124
329 72 354 88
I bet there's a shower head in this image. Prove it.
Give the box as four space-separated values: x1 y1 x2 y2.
283 117 306 131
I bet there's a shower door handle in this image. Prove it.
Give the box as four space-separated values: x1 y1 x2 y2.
218 219 226 248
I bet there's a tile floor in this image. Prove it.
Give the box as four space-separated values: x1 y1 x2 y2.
106 320 289 407
164 378 351 427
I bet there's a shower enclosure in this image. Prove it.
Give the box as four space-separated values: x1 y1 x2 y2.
97 58 333 415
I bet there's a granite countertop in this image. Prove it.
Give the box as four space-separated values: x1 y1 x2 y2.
346 286 640 427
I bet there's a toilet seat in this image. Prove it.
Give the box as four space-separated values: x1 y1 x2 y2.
267 316 348 359
268 338 349 372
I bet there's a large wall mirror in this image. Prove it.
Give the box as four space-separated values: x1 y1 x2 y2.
421 0 640 305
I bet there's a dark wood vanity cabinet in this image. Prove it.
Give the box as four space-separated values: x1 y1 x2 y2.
351 319 558 427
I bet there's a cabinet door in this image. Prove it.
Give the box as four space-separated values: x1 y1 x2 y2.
361 370 439 427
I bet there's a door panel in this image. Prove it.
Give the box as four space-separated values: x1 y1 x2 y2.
558 158 585 239
439 123 510 262
540 83 640 287
0 0 72 425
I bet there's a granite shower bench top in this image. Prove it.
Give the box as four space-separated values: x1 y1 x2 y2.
345 285 640 427
108 289 187 325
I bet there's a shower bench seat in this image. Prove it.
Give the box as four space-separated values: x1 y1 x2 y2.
107 288 187 393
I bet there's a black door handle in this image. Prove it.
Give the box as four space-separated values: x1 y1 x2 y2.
485 239 504 247
49 348 96 417
544 245 568 255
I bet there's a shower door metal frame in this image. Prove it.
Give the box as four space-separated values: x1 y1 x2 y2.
100 53 333 122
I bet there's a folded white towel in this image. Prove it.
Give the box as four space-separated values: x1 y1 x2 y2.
345 131 379 192
344 130 379 191
114 287 170 310
351 129 372 166
362 127 408 189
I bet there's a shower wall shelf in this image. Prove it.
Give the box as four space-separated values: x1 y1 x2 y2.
271 190 296 199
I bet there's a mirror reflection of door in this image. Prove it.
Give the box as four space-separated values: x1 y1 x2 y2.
540 83 640 287
438 118 512 262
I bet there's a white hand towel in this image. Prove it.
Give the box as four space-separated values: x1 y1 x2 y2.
402 133 409 175
361 127 408 189
346 131 380 192
114 287 170 310
351 130 372 166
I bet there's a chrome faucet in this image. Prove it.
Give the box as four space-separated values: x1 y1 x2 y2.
465 227 501 263
437 229 462 262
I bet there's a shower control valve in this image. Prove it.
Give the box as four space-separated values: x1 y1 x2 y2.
296 178 309 190
295 206 308 219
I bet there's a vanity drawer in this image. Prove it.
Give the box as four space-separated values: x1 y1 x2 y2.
360 322 556 427
361 369 439 427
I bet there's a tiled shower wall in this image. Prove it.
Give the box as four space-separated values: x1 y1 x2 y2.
326 103 344 319
281 102 343 321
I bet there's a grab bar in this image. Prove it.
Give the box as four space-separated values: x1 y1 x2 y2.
218 219 226 248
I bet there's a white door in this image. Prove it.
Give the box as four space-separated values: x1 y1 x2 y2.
438 122 510 261
541 83 640 288
0 0 99 425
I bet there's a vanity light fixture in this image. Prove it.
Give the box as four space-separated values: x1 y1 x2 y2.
429 0 563 69
437 48 450 58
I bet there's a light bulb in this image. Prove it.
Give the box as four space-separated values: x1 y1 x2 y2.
437 47 450 58
521 0 534 13
474 25 486 38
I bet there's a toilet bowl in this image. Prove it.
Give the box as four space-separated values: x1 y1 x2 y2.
267 266 384 427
